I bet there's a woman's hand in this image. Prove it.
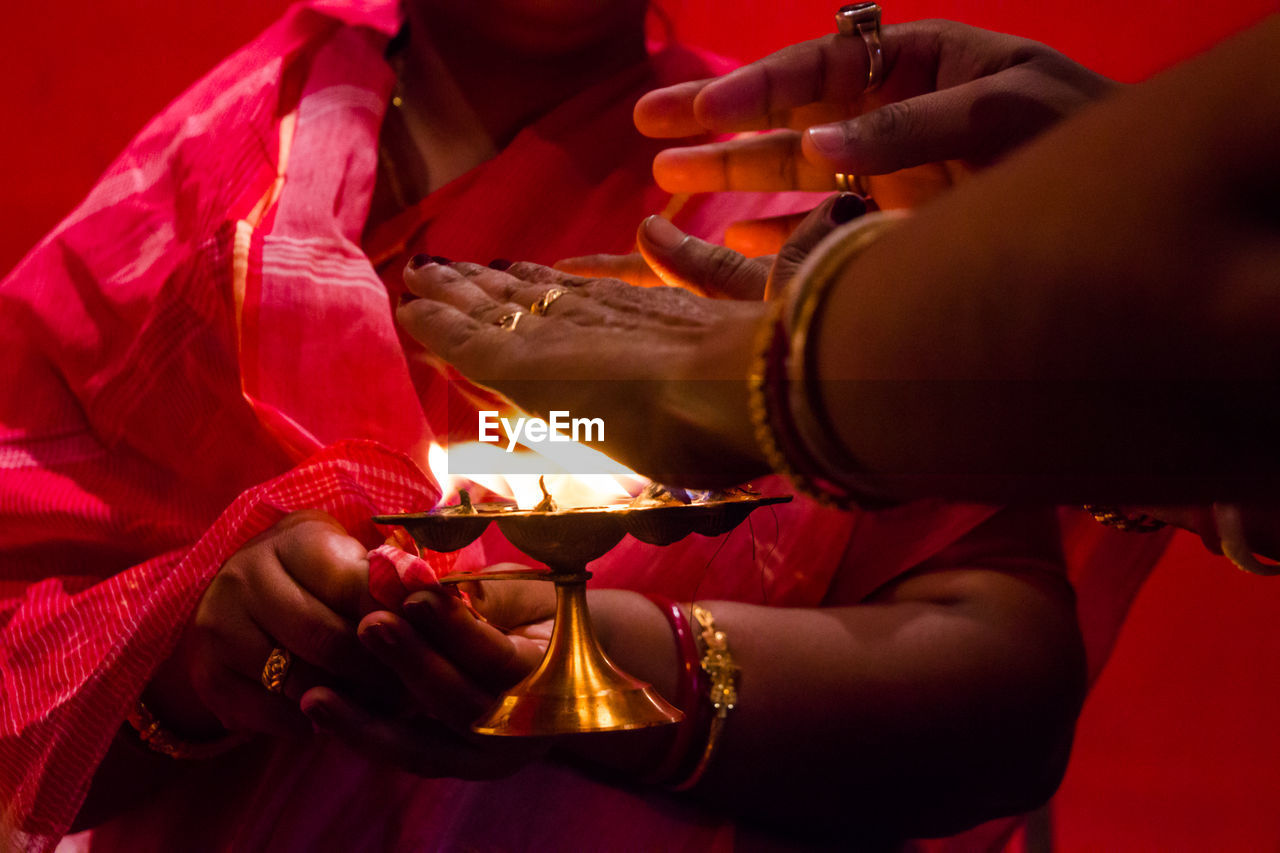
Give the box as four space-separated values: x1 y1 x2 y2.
145 510 381 739
299 570 555 779
396 257 770 486
558 193 867 300
635 19 1115 208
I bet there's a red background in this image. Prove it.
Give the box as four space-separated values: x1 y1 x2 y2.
4 1 1278 848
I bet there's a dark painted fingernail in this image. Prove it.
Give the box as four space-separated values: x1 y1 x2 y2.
830 193 868 225
488 258 512 271
431 255 452 265
408 253 432 269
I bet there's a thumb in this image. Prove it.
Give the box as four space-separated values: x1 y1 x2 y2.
637 215 768 300
766 193 869 299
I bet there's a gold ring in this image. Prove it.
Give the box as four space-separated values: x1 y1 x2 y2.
530 288 567 316
496 311 525 331
261 647 292 694
833 172 868 194
836 3 884 93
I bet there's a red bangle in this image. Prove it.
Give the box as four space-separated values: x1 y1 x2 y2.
640 595 710 786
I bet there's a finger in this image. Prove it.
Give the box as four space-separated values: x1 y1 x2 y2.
231 553 375 683
652 131 839 193
359 612 496 728
272 510 375 620
689 36 872 133
802 71 1061 175
554 253 665 288
399 590 544 691
199 664 310 738
633 78 716 137
637 216 767 300
403 259 524 325
194 596 332 703
766 193 868 299
466 573 557 630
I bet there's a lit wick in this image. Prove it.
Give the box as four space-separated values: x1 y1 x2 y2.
456 489 476 515
533 475 558 513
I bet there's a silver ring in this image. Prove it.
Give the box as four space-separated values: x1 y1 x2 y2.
496 311 525 331
836 3 884 93
530 288 567 316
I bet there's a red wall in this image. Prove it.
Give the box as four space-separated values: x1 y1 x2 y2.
4 1 1278 848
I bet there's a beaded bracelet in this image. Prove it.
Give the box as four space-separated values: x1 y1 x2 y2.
670 604 740 792
126 699 248 760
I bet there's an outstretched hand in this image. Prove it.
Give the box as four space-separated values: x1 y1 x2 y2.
635 19 1114 208
396 253 772 486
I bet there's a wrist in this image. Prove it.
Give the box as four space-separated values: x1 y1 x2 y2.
657 305 772 486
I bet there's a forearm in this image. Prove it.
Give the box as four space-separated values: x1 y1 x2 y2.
815 17 1280 503
579 553 1083 837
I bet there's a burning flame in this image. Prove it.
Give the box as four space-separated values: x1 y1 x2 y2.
427 441 647 510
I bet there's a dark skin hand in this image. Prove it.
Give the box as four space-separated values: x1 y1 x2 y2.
635 19 1115 208
75 511 386 829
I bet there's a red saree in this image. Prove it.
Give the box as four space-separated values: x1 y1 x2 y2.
0 2 1168 850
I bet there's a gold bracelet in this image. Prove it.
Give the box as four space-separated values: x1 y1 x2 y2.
787 211 907 482
670 604 739 791
126 699 249 760
1082 505 1167 533
748 212 907 508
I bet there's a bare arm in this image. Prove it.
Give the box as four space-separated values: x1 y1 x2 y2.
815 16 1280 503
309 506 1084 841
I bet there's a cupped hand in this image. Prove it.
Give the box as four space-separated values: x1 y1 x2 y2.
635 19 1115 207
395 258 770 486
146 510 381 739
299 569 555 779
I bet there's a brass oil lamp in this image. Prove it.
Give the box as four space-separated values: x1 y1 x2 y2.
375 482 788 737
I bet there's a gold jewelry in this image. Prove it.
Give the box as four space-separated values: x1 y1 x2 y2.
126 700 248 760
747 212 906 508
497 311 525 331
1083 505 1167 533
530 288 567 316
260 646 292 694
836 3 885 93
833 172 868 195
670 604 739 791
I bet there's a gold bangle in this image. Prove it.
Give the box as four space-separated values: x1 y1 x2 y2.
1082 505 1167 533
670 604 739 792
748 212 907 508
126 699 249 760
786 211 906 480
